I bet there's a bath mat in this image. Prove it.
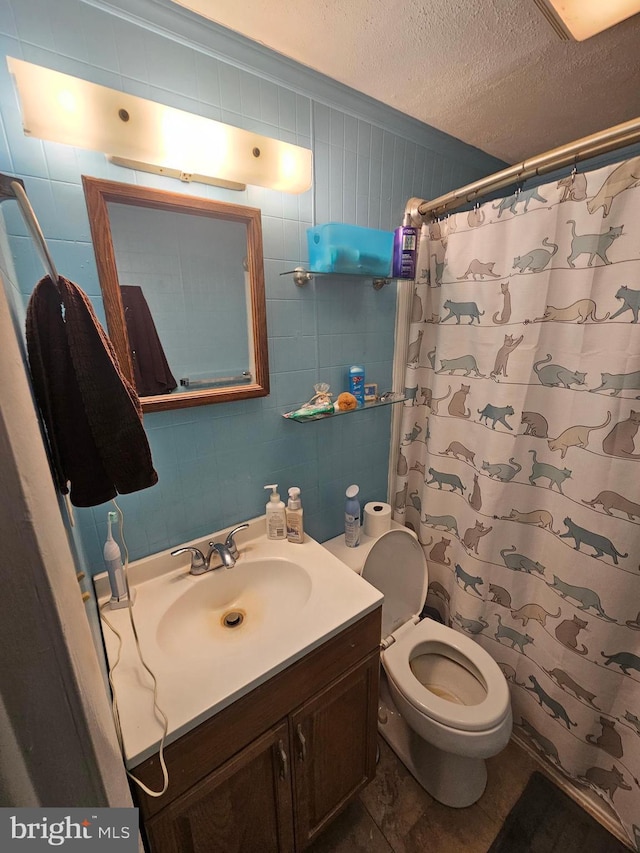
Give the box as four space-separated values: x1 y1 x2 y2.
487 772 630 853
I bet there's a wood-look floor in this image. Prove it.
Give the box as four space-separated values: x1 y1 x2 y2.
308 737 541 853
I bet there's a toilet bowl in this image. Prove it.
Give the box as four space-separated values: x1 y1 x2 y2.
323 524 512 808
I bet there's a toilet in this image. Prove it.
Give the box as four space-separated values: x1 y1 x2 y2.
323 523 512 808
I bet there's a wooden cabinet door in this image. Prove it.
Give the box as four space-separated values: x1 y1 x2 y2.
290 650 379 849
146 722 295 853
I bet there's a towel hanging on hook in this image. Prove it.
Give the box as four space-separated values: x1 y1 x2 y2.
26 274 158 506
0 171 157 505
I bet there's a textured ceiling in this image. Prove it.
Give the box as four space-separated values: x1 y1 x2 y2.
172 0 640 164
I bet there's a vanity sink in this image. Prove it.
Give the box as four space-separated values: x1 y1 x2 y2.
155 557 313 658
93 516 382 767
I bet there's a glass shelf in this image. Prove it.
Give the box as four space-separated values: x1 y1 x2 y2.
283 395 406 423
281 266 393 289
281 269 393 279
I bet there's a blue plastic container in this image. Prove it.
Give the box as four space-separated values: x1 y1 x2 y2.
307 223 393 276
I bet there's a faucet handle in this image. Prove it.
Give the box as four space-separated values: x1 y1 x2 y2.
224 524 250 558
171 546 206 571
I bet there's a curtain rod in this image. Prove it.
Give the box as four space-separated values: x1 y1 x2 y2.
409 115 640 221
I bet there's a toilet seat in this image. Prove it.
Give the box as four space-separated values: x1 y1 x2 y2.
358 526 509 734
383 618 510 732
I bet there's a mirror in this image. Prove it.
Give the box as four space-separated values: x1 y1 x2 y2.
82 176 269 412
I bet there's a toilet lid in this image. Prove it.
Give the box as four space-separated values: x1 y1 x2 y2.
361 529 428 638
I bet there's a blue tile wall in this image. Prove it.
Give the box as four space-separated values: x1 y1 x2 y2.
0 0 506 574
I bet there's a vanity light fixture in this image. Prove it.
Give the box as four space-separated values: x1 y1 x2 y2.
533 0 640 40
7 57 312 193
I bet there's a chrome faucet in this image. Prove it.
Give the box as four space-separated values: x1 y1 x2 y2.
171 524 250 575
207 541 235 568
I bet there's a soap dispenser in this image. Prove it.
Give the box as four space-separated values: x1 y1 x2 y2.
286 487 304 544
264 484 286 540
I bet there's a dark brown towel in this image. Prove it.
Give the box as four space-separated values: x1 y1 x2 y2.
120 285 177 396
25 275 158 507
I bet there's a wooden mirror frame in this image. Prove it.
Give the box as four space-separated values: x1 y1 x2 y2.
82 176 269 412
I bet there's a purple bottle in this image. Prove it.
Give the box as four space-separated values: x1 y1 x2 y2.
392 213 418 279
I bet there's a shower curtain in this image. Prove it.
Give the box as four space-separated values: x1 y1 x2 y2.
394 156 640 849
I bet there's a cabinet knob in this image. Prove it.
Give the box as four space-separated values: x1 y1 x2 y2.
277 739 288 779
296 724 307 761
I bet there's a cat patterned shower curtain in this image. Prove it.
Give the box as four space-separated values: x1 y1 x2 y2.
394 156 640 849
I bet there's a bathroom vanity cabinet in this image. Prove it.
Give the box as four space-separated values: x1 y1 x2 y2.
132 607 381 853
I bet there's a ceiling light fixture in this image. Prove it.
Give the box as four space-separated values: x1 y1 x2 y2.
7 57 313 194
533 0 640 41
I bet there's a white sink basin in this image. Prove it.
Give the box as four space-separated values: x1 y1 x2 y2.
94 516 382 767
156 557 313 658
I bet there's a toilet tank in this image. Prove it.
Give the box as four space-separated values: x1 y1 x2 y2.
322 519 407 574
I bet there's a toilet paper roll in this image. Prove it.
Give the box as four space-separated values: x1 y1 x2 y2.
363 501 392 538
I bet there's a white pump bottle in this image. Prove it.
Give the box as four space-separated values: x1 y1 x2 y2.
286 486 304 544
264 484 286 540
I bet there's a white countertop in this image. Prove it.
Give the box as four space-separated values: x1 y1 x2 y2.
94 518 382 768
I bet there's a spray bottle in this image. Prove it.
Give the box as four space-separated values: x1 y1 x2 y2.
344 484 361 548
104 511 128 608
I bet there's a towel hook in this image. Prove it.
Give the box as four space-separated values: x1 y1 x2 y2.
11 181 59 285
0 173 60 292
